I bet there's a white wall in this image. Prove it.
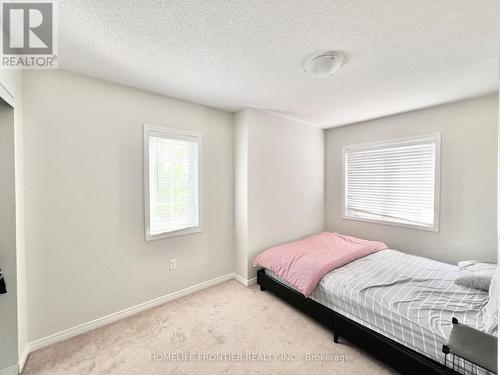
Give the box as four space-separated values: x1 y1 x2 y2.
326 94 498 264
235 109 325 279
234 113 248 279
12 71 26 371
0 69 26 374
22 70 235 342
0 102 18 373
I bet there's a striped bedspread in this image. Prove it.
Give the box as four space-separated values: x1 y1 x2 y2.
266 249 492 373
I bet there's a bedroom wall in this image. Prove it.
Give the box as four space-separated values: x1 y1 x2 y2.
325 94 498 264
0 69 26 374
235 109 325 280
12 71 26 372
234 113 248 279
0 102 18 374
22 70 235 342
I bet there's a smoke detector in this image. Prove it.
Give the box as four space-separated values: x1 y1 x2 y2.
303 51 347 78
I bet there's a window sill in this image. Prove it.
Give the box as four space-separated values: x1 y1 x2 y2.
341 215 439 233
145 226 203 241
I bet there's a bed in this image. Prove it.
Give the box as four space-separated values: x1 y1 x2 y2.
257 249 492 375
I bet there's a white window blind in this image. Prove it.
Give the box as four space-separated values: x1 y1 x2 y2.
343 134 440 231
144 125 202 240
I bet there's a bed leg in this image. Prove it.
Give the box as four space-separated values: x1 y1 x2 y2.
260 285 266 291
332 318 339 343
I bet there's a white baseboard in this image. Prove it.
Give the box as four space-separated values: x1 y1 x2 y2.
0 364 18 375
28 273 235 353
25 272 258 360
18 346 29 374
232 272 257 287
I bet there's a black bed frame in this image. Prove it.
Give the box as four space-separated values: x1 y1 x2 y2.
257 269 459 375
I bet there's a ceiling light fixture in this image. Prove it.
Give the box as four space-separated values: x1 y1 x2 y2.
303 51 347 78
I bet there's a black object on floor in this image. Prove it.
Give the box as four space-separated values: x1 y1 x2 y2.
0 269 6 294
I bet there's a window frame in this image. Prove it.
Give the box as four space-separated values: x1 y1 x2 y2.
341 133 441 232
144 124 203 241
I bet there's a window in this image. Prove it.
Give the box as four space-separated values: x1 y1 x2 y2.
144 125 202 240
343 133 440 231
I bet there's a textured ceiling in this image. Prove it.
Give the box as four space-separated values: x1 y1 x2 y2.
59 1 499 128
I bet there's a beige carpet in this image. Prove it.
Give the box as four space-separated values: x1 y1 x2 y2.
23 280 398 375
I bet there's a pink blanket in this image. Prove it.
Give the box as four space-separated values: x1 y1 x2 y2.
253 232 387 297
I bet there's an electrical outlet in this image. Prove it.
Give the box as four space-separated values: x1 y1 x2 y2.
169 259 176 270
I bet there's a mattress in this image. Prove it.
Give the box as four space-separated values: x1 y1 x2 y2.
265 249 492 371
